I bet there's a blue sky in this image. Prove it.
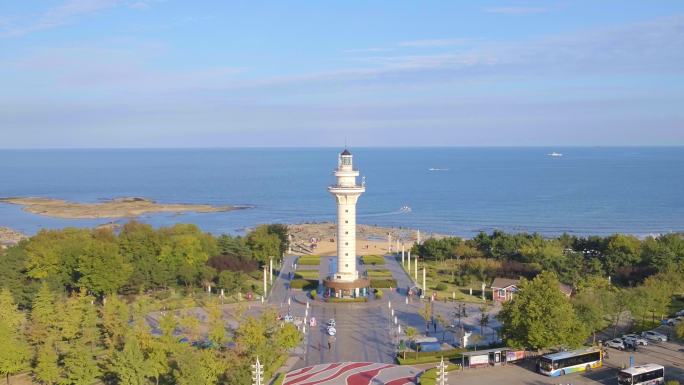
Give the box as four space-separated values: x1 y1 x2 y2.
1 0 683 148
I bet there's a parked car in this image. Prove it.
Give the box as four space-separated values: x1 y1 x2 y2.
605 338 626 350
664 318 681 326
622 334 648 346
641 330 667 342
675 309 684 317
283 315 294 323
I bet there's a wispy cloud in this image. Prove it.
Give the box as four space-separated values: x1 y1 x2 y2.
397 38 471 47
343 47 394 54
0 0 162 37
485 6 547 14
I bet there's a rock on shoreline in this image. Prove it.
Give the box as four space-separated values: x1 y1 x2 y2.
0 196 248 219
0 227 27 246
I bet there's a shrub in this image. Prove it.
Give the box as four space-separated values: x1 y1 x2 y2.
294 270 320 280
272 373 285 385
298 255 321 265
289 279 318 290
396 348 464 365
328 297 367 303
434 282 448 291
367 270 393 278
310 290 318 299
371 278 398 288
375 289 384 299
362 255 385 265
207 254 259 273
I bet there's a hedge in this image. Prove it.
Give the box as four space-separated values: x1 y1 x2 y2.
367 270 393 278
370 278 398 288
327 297 368 303
361 255 385 265
272 373 285 385
298 255 321 265
294 270 320 279
396 348 464 365
289 279 318 290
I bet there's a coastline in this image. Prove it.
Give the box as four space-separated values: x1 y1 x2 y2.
0 196 248 219
0 226 27 247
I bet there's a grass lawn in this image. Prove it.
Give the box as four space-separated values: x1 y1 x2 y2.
367 269 393 278
294 270 320 280
361 255 385 265
298 255 321 265
399 260 488 304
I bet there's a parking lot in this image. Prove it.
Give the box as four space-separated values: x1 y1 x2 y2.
446 338 684 385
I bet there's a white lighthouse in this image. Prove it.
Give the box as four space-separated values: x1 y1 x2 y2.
324 149 369 298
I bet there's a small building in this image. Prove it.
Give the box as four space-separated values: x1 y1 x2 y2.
491 277 573 302
490 278 520 302
460 347 525 369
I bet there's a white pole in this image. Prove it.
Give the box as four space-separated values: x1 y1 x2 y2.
407 251 411 274
269 258 273 284
423 266 426 293
263 266 268 299
401 245 405 266
414 256 418 282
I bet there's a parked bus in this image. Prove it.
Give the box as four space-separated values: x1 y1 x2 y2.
618 364 665 385
538 348 602 377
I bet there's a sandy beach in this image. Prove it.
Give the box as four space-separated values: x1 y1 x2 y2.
288 222 448 256
0 196 244 219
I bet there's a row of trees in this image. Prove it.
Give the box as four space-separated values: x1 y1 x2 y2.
1 222 288 307
413 231 684 286
0 285 301 385
498 270 684 350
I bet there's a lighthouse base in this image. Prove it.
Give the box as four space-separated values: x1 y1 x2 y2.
323 277 371 299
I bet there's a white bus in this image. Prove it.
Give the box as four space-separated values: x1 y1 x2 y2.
538 348 602 377
618 364 665 385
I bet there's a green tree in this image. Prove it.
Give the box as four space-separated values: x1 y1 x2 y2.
78 240 132 296
28 283 59 345
274 323 302 351
675 320 684 339
206 301 226 348
101 295 130 349
172 347 221 385
33 339 60 385
146 341 169 385
246 226 280 263
404 327 417 359
111 334 151 385
0 288 30 385
61 343 100 385
604 234 641 274
497 272 588 350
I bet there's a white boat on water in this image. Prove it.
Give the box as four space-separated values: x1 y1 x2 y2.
399 206 412 213
428 168 449 171
547 152 563 157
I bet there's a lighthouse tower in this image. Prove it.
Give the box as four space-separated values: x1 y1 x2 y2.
324 149 370 298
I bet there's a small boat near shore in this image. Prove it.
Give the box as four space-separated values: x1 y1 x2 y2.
428 168 449 171
399 206 412 213
547 152 563 157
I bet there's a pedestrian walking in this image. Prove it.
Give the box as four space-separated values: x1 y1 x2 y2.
433 321 437 333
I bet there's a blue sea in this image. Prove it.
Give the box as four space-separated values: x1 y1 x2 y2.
0 147 683 238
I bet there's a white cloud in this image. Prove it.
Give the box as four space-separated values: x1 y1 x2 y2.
397 38 471 47
0 0 163 37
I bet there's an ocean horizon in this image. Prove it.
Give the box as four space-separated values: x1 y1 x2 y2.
1 146 683 238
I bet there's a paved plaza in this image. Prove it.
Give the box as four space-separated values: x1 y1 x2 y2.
283 362 418 385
